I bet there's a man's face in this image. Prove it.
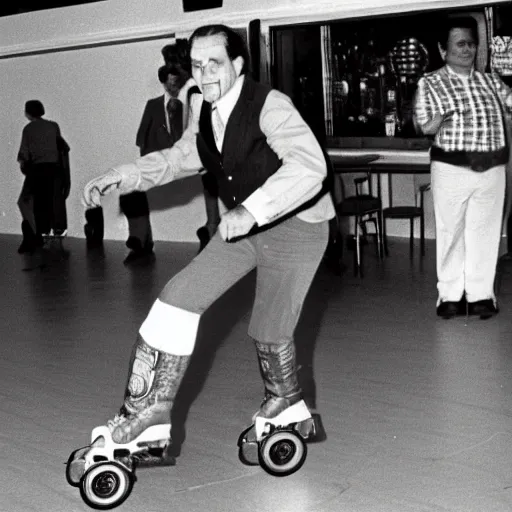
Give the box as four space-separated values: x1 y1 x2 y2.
442 27 477 72
163 72 187 98
190 34 243 103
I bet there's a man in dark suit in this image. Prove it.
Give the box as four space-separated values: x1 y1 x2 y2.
122 58 221 263
136 66 187 156
120 64 190 264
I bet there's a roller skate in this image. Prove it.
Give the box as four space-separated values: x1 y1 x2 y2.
238 341 317 477
66 336 189 509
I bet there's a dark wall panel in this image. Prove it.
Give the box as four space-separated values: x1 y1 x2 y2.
0 1 105 17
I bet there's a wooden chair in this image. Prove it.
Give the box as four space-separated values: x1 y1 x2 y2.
382 173 431 257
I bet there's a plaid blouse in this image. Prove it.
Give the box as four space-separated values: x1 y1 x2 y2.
414 66 511 152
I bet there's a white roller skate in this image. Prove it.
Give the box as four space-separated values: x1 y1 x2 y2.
66 423 173 509
66 336 190 509
238 341 317 476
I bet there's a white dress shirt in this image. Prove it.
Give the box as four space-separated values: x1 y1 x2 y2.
211 75 245 151
114 76 335 226
163 90 172 134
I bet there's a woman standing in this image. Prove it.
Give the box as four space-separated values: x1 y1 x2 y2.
17 100 70 240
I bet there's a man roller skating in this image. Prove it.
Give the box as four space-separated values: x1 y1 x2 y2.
68 24 335 509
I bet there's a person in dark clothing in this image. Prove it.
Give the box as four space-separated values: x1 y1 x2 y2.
120 63 193 264
16 175 40 253
122 43 221 264
17 100 70 250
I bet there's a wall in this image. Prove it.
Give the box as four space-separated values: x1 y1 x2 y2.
0 0 506 241
0 38 212 242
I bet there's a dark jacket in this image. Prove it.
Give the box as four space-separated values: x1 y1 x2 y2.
135 95 174 156
18 118 62 170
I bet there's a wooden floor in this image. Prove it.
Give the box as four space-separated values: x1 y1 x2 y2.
2 233 512 512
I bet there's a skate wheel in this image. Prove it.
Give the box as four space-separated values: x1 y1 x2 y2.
80 462 133 510
258 430 307 477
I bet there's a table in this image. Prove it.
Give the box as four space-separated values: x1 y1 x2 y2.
327 148 430 171
327 148 431 205
327 148 433 265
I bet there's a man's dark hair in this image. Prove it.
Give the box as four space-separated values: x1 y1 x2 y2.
438 16 479 50
25 99 45 118
188 24 251 75
161 39 191 74
158 63 190 87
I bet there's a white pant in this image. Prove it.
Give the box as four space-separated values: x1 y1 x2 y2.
431 161 505 304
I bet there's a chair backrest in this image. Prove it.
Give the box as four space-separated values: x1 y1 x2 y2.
354 173 373 196
326 152 380 203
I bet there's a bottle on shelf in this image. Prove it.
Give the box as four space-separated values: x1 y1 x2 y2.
384 88 398 137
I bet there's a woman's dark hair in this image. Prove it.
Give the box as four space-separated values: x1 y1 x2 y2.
438 16 479 50
25 99 45 118
188 24 250 75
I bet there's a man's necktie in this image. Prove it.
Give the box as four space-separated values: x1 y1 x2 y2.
166 98 183 145
211 105 225 148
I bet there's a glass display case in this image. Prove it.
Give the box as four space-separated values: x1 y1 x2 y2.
270 3 512 148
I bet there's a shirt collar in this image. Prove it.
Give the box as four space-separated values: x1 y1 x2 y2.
212 75 245 125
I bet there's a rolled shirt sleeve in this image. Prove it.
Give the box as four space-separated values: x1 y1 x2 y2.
241 90 328 226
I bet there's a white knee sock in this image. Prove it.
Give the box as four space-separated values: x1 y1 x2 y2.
139 299 200 356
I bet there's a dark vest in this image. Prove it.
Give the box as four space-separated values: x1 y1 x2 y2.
196 77 282 210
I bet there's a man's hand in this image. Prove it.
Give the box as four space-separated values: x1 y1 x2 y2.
218 205 257 241
82 169 122 208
